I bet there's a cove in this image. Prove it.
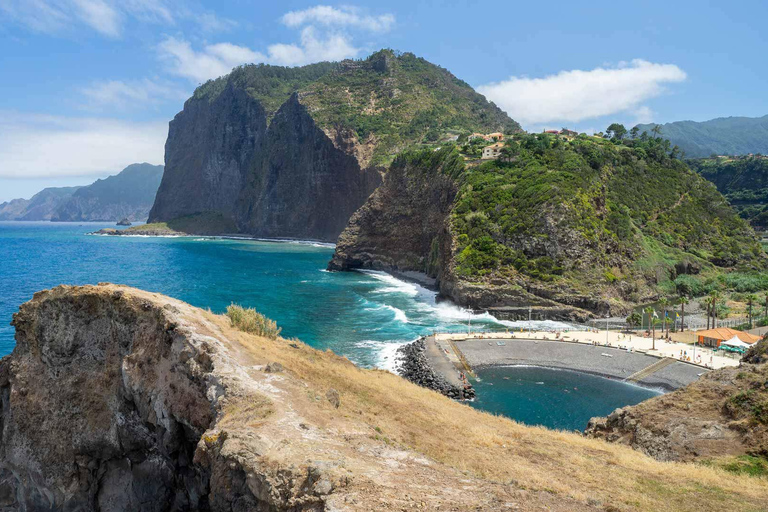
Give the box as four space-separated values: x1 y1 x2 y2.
469 366 662 431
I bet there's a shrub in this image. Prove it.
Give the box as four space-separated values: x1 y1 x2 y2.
226 304 282 339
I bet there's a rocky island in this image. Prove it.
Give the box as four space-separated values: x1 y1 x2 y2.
0 284 766 511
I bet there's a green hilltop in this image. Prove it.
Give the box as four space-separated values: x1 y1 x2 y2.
400 132 766 313
192 49 519 165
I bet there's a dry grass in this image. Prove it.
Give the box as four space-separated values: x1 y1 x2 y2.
202 310 768 512
226 304 282 339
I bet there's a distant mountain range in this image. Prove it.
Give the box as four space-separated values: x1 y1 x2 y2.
0 163 164 222
636 114 768 158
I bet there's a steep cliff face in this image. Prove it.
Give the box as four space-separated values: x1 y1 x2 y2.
2 285 767 511
238 94 381 241
149 86 267 225
585 348 768 466
52 163 164 222
148 50 517 241
328 149 459 273
330 135 765 321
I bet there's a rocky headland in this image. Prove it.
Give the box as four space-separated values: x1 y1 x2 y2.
147 50 517 242
2 285 766 510
329 134 765 321
585 338 768 469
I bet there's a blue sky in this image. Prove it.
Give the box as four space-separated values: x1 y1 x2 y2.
1 0 767 201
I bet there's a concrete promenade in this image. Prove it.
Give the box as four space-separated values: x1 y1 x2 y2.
452 337 704 390
436 328 741 370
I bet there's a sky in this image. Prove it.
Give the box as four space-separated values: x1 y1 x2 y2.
1 0 767 202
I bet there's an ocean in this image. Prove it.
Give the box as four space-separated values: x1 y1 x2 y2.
0 221 658 429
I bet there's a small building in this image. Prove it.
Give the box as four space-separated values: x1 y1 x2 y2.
560 129 579 137
486 132 505 141
543 129 560 135
481 142 505 160
468 133 487 141
695 327 760 348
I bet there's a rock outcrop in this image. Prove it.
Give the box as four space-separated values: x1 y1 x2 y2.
585 351 768 463
328 149 459 274
1 285 767 511
147 50 517 241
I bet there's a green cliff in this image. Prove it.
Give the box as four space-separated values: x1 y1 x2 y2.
331 134 765 320
149 50 519 240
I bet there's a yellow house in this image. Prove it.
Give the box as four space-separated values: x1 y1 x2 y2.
481 142 505 159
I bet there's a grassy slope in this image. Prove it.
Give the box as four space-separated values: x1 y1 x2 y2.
689 156 768 229
191 50 519 166
408 135 764 310
196 299 768 511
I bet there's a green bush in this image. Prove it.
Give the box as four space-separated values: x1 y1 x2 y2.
226 304 282 339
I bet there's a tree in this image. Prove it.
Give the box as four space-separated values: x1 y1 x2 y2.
659 297 669 338
763 293 768 320
703 296 713 330
709 290 721 328
606 123 628 140
651 124 663 139
643 306 657 350
626 312 642 329
629 126 640 139
678 295 689 332
746 293 758 328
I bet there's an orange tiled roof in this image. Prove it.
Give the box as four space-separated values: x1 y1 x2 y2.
695 327 760 344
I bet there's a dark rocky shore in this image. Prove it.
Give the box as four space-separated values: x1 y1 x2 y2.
397 338 475 400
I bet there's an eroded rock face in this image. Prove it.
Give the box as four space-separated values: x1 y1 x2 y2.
148 89 381 241
328 150 457 274
237 94 382 241
0 285 330 511
585 362 768 462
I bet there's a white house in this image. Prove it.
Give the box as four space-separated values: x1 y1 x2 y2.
481 142 505 159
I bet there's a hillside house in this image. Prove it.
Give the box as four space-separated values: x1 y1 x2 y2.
481 142 505 160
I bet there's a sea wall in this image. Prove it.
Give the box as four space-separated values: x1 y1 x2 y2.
396 338 475 399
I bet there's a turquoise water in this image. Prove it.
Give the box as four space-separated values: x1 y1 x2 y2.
470 366 661 430
0 222 659 427
0 221 547 368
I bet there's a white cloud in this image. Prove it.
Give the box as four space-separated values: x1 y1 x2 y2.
282 5 394 33
195 12 237 33
70 0 121 37
0 112 166 178
159 26 360 82
266 26 357 67
0 0 177 37
158 36 265 83
81 78 188 110
477 60 687 126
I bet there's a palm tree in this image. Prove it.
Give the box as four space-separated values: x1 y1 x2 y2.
651 124 663 139
659 297 669 338
678 295 689 332
703 296 713 330
644 306 657 350
763 293 768 322
746 293 758 328
709 291 721 329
